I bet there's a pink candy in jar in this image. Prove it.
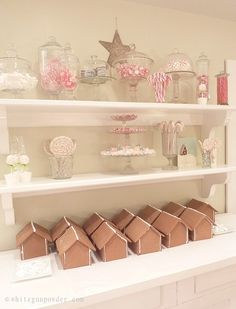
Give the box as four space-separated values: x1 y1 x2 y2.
116 63 149 80
216 72 228 105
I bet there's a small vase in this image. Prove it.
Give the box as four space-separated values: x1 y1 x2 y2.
201 151 211 168
4 172 20 185
20 171 32 183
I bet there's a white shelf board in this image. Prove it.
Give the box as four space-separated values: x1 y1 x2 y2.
1 166 235 225
0 99 235 127
0 213 236 309
1 165 235 197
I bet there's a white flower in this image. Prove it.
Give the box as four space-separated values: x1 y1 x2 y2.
19 155 30 165
6 154 19 166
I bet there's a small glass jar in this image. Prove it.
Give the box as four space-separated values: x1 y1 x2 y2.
48 155 73 179
39 36 64 96
80 55 111 84
201 151 211 168
0 49 38 96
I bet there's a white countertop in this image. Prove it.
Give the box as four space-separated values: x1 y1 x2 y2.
0 213 236 309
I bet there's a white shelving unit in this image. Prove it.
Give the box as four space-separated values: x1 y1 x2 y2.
1 71 236 307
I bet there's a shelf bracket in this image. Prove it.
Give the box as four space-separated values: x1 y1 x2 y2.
202 110 228 139
202 173 228 198
0 106 9 154
0 193 15 225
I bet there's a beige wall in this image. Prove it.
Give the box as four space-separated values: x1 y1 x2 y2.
0 0 235 250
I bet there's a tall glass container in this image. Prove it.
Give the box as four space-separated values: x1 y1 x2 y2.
196 53 209 104
60 44 79 99
39 36 64 97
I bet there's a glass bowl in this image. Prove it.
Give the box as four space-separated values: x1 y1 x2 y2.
0 49 37 94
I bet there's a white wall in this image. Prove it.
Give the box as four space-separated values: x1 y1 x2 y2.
0 0 235 250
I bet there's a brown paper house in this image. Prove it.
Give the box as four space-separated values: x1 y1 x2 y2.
16 222 52 260
125 216 163 255
137 205 162 224
51 216 84 242
91 221 129 262
162 202 186 217
83 212 106 236
186 199 217 222
179 207 213 241
152 211 189 248
112 208 135 232
56 226 96 269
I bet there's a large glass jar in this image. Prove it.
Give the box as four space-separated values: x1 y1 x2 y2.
112 44 153 101
39 36 64 96
80 55 111 84
0 49 38 96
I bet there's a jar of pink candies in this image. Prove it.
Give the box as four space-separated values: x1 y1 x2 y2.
112 44 153 101
39 37 64 97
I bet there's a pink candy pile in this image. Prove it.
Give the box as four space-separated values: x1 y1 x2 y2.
116 63 149 80
41 58 77 93
148 72 172 103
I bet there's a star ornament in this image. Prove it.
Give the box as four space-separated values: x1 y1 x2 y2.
99 30 131 67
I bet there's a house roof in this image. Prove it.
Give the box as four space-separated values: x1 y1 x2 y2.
112 208 135 230
56 226 95 254
137 205 162 224
162 202 186 217
186 199 217 214
125 216 163 242
16 222 52 247
179 207 212 231
83 212 105 236
152 211 187 235
51 216 84 241
91 222 130 250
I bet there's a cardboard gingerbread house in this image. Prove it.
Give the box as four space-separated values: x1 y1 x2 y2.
56 225 95 269
112 208 135 232
16 222 52 260
179 207 213 241
51 216 84 242
152 211 189 248
186 198 217 222
83 212 106 236
137 205 162 224
91 221 130 262
162 202 186 217
125 216 163 255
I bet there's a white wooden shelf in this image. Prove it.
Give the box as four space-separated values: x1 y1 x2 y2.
0 99 235 154
0 213 235 309
0 99 235 127
1 165 236 225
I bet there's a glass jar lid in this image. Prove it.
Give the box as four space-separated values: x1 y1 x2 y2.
164 49 194 73
112 44 153 66
39 36 62 50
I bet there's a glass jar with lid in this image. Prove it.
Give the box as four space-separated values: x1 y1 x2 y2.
164 49 195 103
39 36 64 97
112 44 153 101
0 48 38 96
59 43 79 99
80 55 112 85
